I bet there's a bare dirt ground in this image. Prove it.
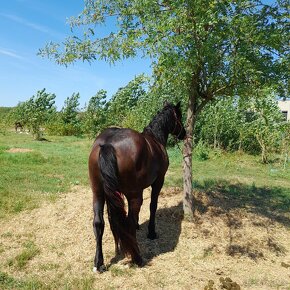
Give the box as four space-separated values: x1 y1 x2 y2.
0 186 289 289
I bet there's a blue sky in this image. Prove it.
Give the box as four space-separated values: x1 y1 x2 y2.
0 0 151 109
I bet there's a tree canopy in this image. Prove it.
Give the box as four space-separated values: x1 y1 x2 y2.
39 0 289 218
40 0 288 95
13 89 56 140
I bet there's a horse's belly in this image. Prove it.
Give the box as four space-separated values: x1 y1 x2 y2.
119 166 166 193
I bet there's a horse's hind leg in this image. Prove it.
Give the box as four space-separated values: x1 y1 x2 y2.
148 177 164 239
107 206 121 257
128 195 143 230
128 196 143 266
92 193 106 272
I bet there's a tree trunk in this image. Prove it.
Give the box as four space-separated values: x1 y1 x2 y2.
213 129 217 149
183 91 197 220
256 133 268 163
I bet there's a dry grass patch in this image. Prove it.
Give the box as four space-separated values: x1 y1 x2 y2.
5 148 34 153
0 185 289 289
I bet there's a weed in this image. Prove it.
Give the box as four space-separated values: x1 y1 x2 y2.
203 247 214 258
110 265 133 277
0 243 4 254
9 241 40 270
193 140 210 161
1 232 13 238
62 275 95 290
39 263 60 271
0 271 43 289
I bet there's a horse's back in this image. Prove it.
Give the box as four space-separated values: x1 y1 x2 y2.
89 127 168 193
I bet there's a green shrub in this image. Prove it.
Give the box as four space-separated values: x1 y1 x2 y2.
193 141 210 161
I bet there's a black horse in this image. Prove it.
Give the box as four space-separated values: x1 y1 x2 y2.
88 102 186 272
15 122 23 132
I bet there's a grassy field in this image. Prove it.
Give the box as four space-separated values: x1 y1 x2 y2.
0 131 289 289
0 132 91 218
1 131 289 218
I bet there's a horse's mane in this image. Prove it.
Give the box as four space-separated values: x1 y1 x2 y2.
142 103 176 145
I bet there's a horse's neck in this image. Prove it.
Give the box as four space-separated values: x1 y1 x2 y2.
143 123 169 147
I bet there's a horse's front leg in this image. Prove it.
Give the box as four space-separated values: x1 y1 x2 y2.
93 196 105 273
148 177 164 239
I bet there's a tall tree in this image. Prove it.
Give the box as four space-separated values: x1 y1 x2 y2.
238 87 286 163
10 101 31 130
196 96 240 150
40 0 289 219
25 89 56 140
83 89 108 138
61 92 81 135
106 75 148 127
61 93 80 124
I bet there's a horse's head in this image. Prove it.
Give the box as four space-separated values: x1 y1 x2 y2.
167 101 186 140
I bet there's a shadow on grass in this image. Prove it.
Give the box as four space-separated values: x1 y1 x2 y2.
137 202 183 265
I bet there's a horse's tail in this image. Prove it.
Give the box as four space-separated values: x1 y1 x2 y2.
98 144 139 257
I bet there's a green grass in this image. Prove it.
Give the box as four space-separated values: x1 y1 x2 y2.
166 145 290 222
1 132 289 219
8 241 40 270
166 145 290 194
0 271 44 290
109 265 135 277
0 271 96 290
0 133 289 290
0 132 91 218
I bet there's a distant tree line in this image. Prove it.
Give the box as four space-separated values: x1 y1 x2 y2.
195 88 289 164
2 74 289 164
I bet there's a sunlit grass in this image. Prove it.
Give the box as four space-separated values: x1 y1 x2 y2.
0 270 96 290
7 241 40 270
166 145 290 197
0 132 92 218
1 133 289 219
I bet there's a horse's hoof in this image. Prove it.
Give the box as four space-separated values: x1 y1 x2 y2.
93 265 106 273
133 257 144 267
147 232 158 240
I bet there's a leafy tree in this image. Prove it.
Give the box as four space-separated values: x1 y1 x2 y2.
62 92 80 124
123 77 185 134
195 91 287 163
196 97 240 150
281 122 290 169
83 89 108 138
122 89 162 132
39 0 289 218
9 101 31 130
106 75 148 127
60 92 81 135
238 88 285 163
24 89 56 140
0 107 14 134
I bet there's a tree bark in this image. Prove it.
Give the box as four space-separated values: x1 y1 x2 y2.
183 90 197 220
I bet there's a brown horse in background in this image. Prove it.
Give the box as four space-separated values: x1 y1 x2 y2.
88 102 186 272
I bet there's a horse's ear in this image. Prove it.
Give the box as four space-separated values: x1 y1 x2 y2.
164 100 169 107
176 101 181 109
